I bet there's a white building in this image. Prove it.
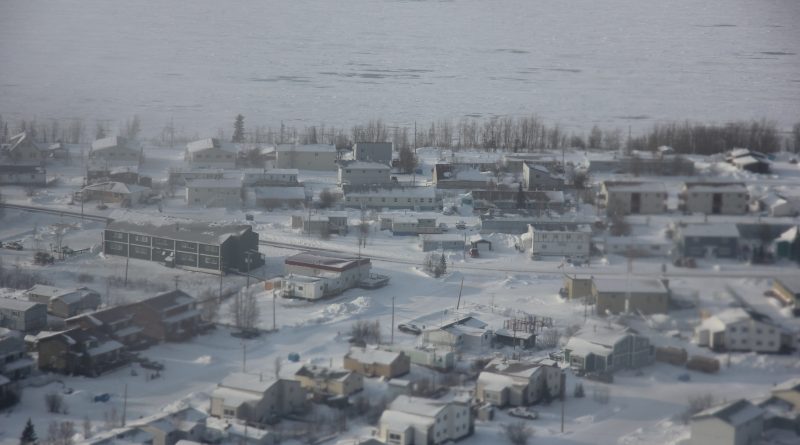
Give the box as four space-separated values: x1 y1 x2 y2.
380 216 439 236
522 162 565 191
695 308 787 353
185 138 236 169
276 144 338 171
280 252 378 299
209 373 306 424
419 234 466 252
755 192 798 217
599 181 668 215
186 178 242 207
344 186 439 210
89 136 141 163
476 358 561 407
422 317 492 352
679 182 749 215
338 160 391 187
690 399 764 445
242 168 299 186
528 224 591 261
249 186 307 209
379 395 472 445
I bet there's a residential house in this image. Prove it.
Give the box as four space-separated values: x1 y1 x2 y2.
103 219 263 272
66 305 149 350
249 186 307 209
275 144 338 171
380 216 439 236
241 168 299 186
598 181 668 215
185 138 236 169
138 407 208 445
293 365 364 397
36 328 127 376
419 234 466 252
433 163 493 189
291 213 349 236
205 417 276 445
727 148 770 174
343 186 439 210
470 189 565 214
0 165 47 185
528 224 591 261
695 308 787 353
674 223 740 259
168 168 226 186
502 153 561 173
2 132 45 162
469 234 492 252
0 298 47 332
79 181 150 206
773 226 800 265
338 160 392 187
378 395 473 445
679 182 749 215
592 277 670 315
562 275 593 300
354 142 393 164
343 347 410 378
89 136 141 163
185 178 242 208
210 372 306 424
87 165 152 188
381 345 456 371
25 285 101 318
493 329 536 349
563 322 654 374
0 328 34 381
476 358 561 407
771 378 800 412
755 192 798 217
479 214 594 235
281 251 377 299
421 317 492 352
690 399 764 445
522 162 565 191
128 290 201 343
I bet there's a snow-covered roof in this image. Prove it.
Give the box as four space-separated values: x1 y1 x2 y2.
186 178 242 188
777 226 800 242
346 186 436 199
477 370 517 392
91 136 137 152
692 399 764 426
678 223 740 238
26 285 97 305
286 251 369 272
339 160 390 170
253 186 306 200
346 347 403 366
731 155 767 166
211 386 262 407
84 181 149 194
220 372 278 394
419 234 466 242
106 219 252 245
773 377 800 393
602 181 666 193
87 339 124 357
277 143 336 153
592 277 668 294
0 297 41 311
389 395 450 417
682 182 747 193
186 138 235 153
483 358 544 379
380 409 435 432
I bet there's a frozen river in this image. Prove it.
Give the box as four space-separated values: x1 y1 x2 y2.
1 0 798 137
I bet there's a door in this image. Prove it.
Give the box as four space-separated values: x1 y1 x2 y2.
631 193 641 214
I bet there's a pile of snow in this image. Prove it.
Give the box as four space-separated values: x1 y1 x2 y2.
308 296 371 324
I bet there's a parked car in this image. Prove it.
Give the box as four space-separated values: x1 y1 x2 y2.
3 241 23 251
397 323 422 335
438 222 449 232
442 207 454 216
96 204 108 210
508 407 538 420
139 358 164 371
455 221 467 230
231 328 260 339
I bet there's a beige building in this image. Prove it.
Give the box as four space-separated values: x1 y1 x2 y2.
210 373 306 424
185 178 242 207
592 277 670 315
293 365 363 397
343 347 410 378
25 284 101 318
276 144 338 171
476 358 561 407
343 186 439 210
689 399 764 445
338 160 392 186
679 182 749 215
562 275 593 300
528 225 591 261
599 181 668 215
185 138 236 169
771 378 800 412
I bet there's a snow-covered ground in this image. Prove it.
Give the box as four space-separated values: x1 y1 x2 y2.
1 0 799 137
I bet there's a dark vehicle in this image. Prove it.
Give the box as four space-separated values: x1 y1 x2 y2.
245 214 254 221
398 323 422 335
139 358 165 371
3 241 23 251
231 328 260 339
455 221 467 230
677 373 691 382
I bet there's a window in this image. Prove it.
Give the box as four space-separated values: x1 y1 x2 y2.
223 408 235 417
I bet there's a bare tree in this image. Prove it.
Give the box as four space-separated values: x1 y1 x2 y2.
680 393 715 424
199 289 221 322
46 420 75 445
349 320 381 345
503 421 534 445
230 287 260 331
44 392 66 414
318 188 336 209
82 415 92 440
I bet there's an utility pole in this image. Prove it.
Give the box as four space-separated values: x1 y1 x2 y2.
391 296 395 345
173 275 179 290
122 383 128 427
560 371 566 433
124 255 130 286
242 342 247 372
272 290 277 331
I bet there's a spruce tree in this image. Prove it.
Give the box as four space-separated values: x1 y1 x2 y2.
438 253 447 276
20 418 37 445
232 114 245 143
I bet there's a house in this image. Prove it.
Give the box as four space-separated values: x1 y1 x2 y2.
291 213 349 236
0 164 47 185
756 192 798 217
562 275 593 300
773 226 800 265
470 189 565 214
275 144 338 171
354 142 393 164
79 181 151 206
381 345 455 371
563 323 654 374
727 148 770 174
592 277 670 315
690 399 764 445
674 223 740 259
419 234 465 252
241 168 299 186
168 168 226 186
0 328 34 381
679 182 749 215
293 364 363 397
249 186 307 209
128 290 201 343
25 284 101 318
0 298 47 332
45 142 69 160
138 407 207 445
66 305 149 349
695 308 787 353
479 214 594 235
281 251 377 299
421 317 492 352
469 234 492 252
528 224 591 261
36 327 127 376
598 181 668 215
89 136 141 162
502 153 561 172
493 329 536 349
771 277 800 310
476 358 561 407
587 155 695 176
378 395 472 445
3 132 45 162
88 165 151 188
522 162 565 191
185 138 236 169
343 186 440 210
103 219 263 273
185 178 242 208
433 163 493 189
380 216 439 236
205 417 276 445
210 372 306 424
601 235 673 258
343 347 410 378
338 160 392 187
771 378 800 412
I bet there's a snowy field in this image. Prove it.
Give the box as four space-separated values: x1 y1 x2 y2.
1 0 799 136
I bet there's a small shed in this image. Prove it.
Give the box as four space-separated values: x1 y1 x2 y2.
469 235 493 252
493 328 535 349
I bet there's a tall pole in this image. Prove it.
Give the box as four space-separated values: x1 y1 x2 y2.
242 342 247 372
124 255 130 286
391 296 395 345
272 291 277 331
560 371 566 433
122 383 128 427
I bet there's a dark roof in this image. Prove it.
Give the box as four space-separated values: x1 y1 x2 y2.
139 290 196 312
0 164 45 174
69 305 134 326
106 220 253 246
